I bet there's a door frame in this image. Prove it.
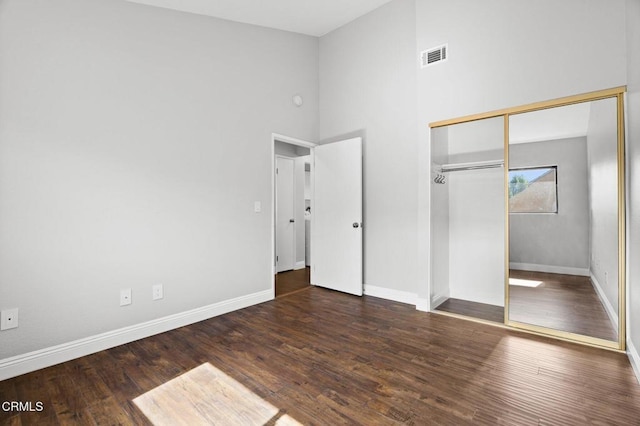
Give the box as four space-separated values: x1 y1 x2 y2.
271 133 317 298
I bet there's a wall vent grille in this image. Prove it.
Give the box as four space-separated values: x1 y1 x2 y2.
421 44 448 68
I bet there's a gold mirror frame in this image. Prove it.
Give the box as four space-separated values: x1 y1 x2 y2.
430 86 626 351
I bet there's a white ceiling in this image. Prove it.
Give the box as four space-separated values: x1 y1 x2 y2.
124 0 395 36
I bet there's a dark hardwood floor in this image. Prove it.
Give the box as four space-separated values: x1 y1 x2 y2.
275 267 310 297
1 287 639 425
432 271 617 342
509 270 618 341
435 298 504 323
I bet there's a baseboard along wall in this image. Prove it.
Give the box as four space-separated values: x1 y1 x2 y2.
509 262 590 277
363 285 417 306
590 273 618 328
0 290 272 381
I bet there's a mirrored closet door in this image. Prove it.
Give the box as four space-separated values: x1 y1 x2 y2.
507 96 624 349
430 87 626 350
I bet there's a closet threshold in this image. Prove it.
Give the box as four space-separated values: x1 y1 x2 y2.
431 308 508 329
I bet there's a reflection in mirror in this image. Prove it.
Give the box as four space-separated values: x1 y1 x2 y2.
508 98 619 342
431 117 505 323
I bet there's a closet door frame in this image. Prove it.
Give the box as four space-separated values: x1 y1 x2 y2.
429 86 627 352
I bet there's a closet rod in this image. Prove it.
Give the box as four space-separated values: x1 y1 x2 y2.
439 159 504 173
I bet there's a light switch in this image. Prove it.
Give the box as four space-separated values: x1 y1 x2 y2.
254 201 262 213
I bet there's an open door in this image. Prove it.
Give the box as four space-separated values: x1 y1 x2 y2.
312 137 363 296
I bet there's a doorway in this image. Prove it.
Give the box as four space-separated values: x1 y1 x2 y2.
271 133 364 299
272 134 314 297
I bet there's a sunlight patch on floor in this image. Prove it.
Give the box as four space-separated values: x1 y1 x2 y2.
509 278 543 287
133 363 301 425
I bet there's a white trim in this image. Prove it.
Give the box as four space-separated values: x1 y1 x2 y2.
0 290 272 381
430 293 449 310
294 261 306 270
590 273 618 329
624 91 634 383
363 285 417 305
273 133 317 149
416 297 431 312
509 262 590 277
627 339 640 385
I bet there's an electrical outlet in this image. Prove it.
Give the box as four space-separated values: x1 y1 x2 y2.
1 308 19 331
152 284 163 301
120 288 132 306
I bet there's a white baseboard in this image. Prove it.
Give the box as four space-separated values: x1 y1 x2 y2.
0 289 273 382
628 339 640 385
363 284 416 305
509 262 589 277
294 261 306 270
415 297 430 312
590 273 618 328
430 293 449 310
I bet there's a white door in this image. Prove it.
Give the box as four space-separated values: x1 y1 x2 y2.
312 137 363 296
276 157 295 272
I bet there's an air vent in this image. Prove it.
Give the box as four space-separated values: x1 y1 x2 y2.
420 44 448 68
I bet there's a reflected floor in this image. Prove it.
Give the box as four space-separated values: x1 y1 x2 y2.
509 270 617 341
275 267 311 297
435 298 504 323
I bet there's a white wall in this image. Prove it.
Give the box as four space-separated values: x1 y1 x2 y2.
448 168 505 306
319 0 419 297
0 0 318 361
509 137 590 273
416 0 627 303
586 98 620 315
625 0 640 366
445 118 505 307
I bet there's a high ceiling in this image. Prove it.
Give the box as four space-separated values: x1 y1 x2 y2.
124 0 395 36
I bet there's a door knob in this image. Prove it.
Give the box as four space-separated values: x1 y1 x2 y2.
289 219 295 223
353 222 359 228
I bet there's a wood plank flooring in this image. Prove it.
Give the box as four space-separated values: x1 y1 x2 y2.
275 268 310 297
435 298 504 323
1 287 639 425
433 271 617 342
509 270 618 341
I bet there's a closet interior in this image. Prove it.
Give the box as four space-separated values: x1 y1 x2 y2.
430 116 506 324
